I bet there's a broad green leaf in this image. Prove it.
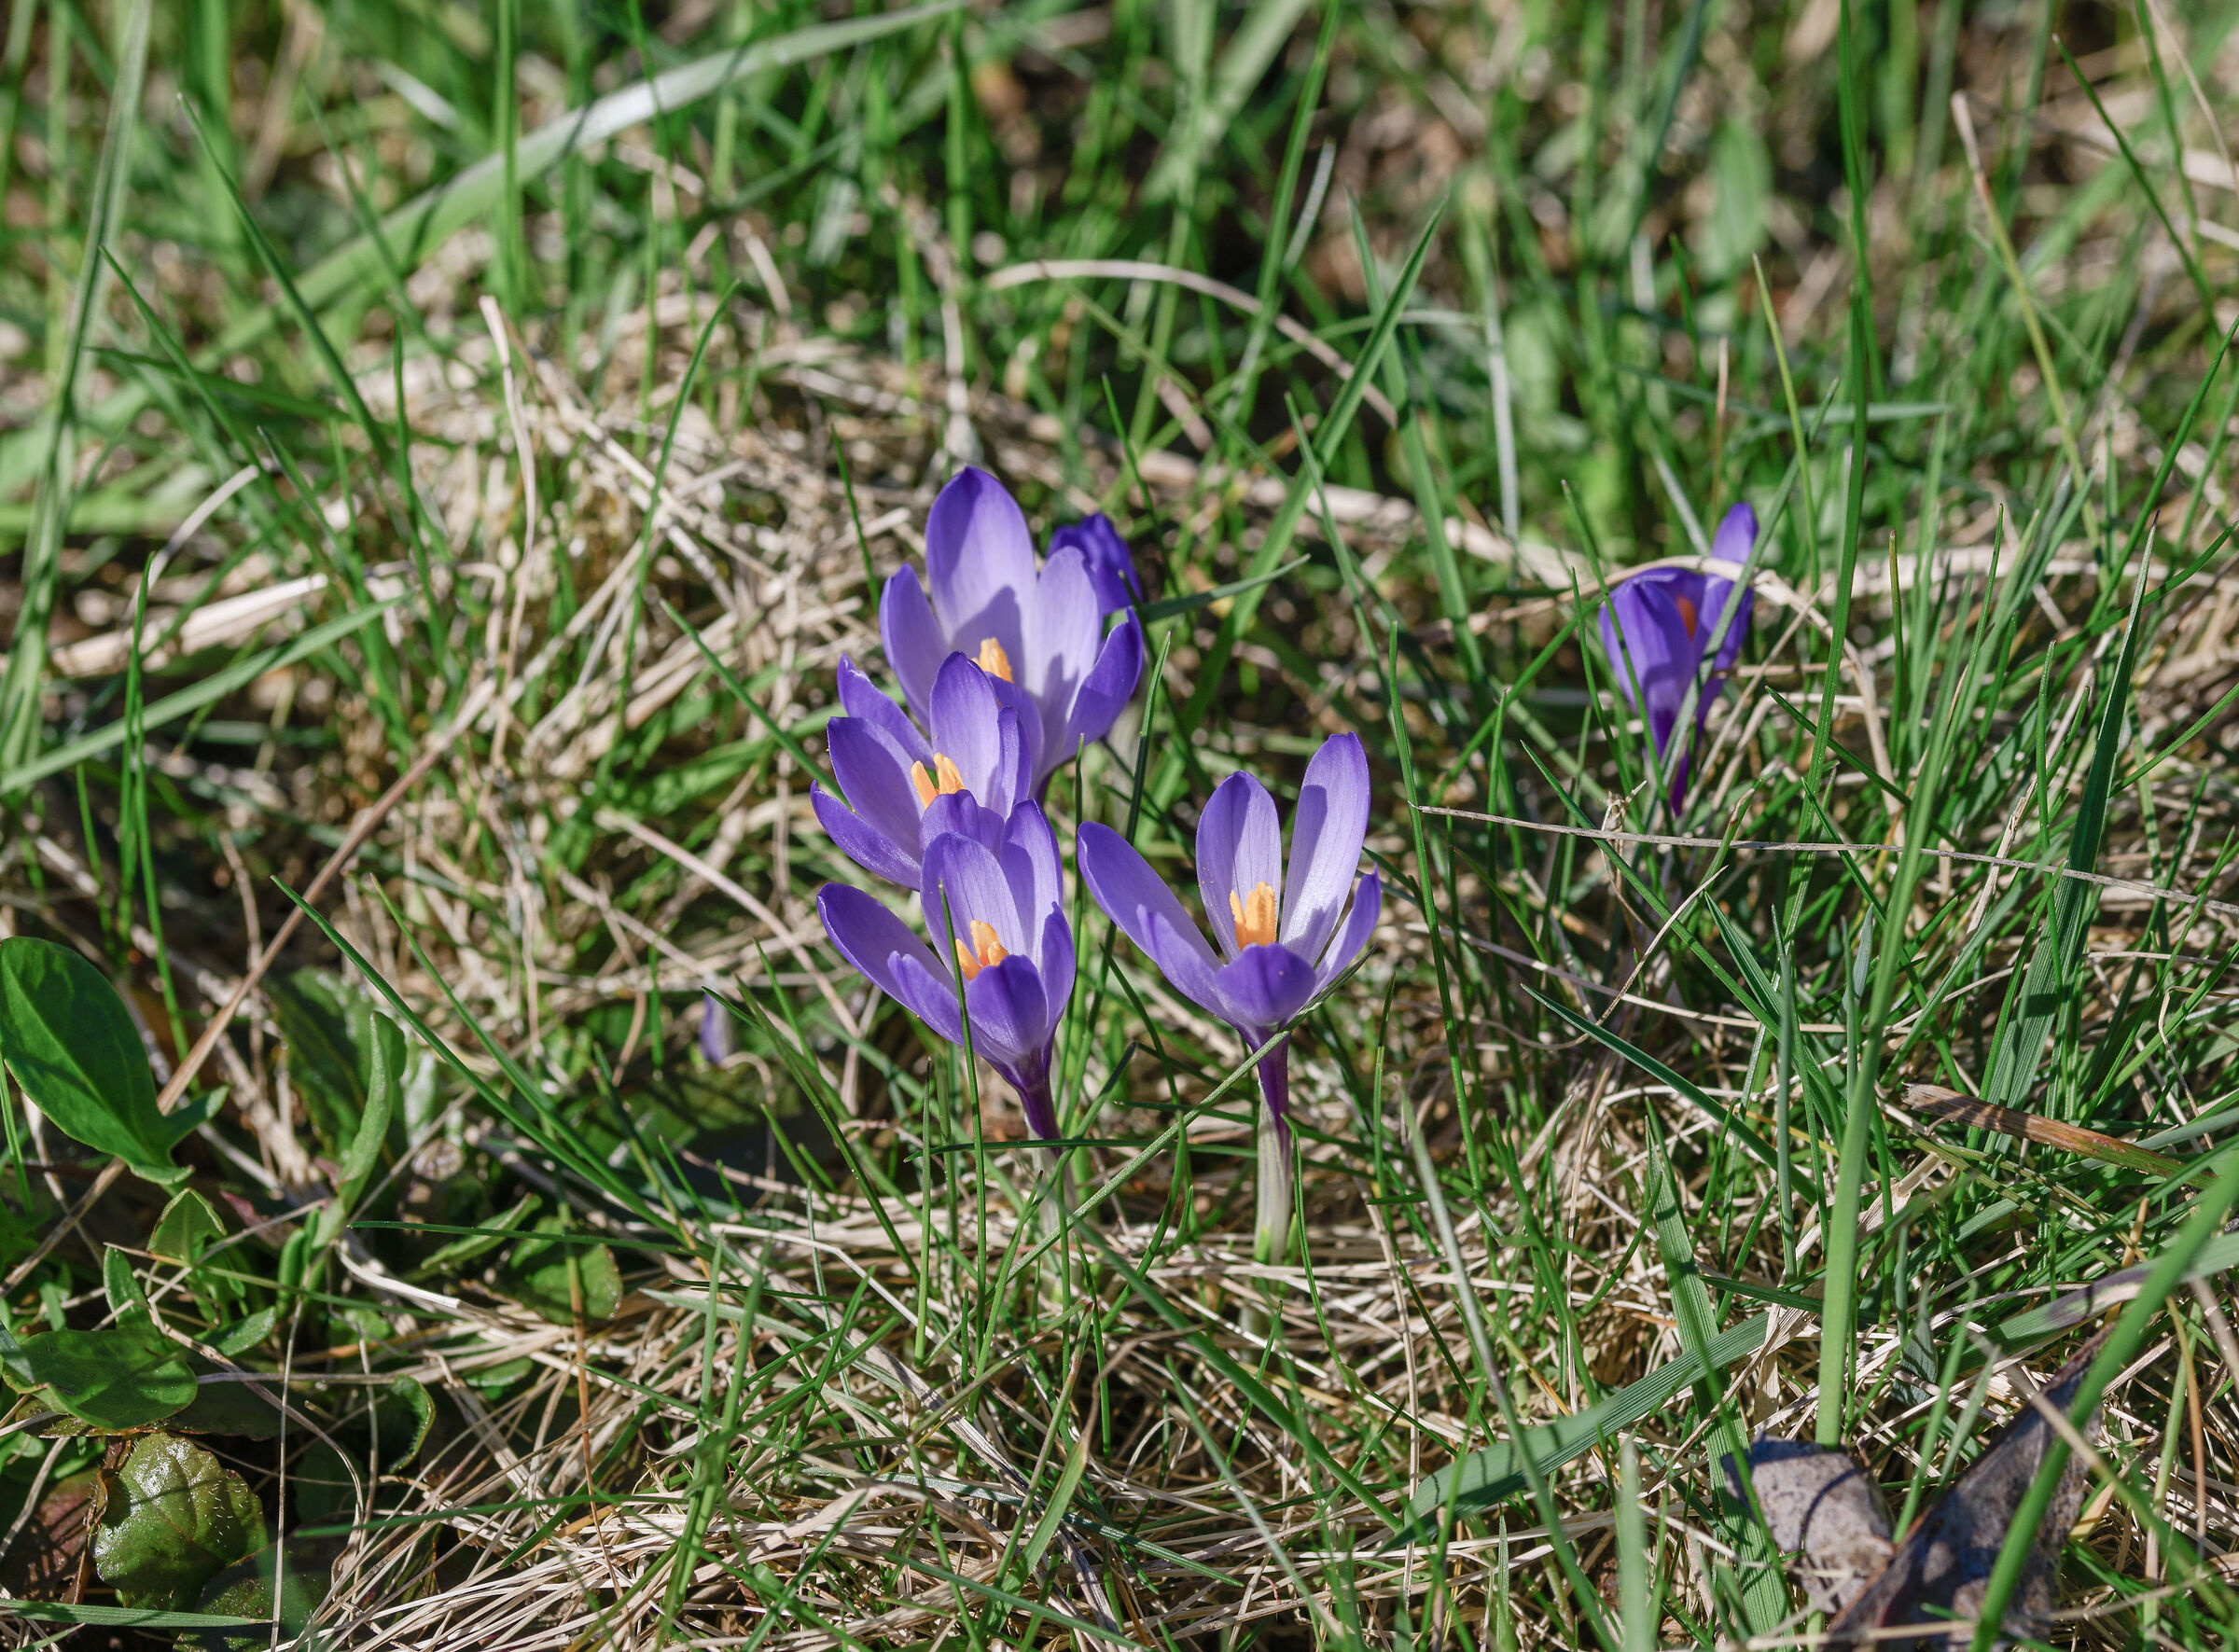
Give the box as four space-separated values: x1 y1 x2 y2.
0 939 188 1187
0 1321 196 1429
378 1375 434 1469
502 1218 621 1326
184 1542 333 1652
151 1191 243 1322
410 1193 540 1278
168 1376 283 1440
266 969 377 1162
92 1433 267 1609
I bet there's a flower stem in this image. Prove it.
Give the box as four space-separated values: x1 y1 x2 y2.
1251 1040 1292 1268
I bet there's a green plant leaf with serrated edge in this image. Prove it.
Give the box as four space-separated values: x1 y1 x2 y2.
0 1320 196 1429
502 1218 621 1326
92 1432 267 1610
0 939 190 1187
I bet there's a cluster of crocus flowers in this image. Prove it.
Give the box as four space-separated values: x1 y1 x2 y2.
814 467 1142 1143
1597 502 1758 811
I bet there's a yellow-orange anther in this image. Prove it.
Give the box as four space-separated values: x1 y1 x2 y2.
976 637 1015 682
910 753 968 810
953 919 1010 981
1674 593 1699 638
1229 882 1280 950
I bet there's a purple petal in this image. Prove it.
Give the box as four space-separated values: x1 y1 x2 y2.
1314 871 1382 988
919 791 1006 859
1210 944 1320 1043
1078 822 1226 1015
925 467 1035 658
1710 502 1758 562
1001 802 1064 960
812 782 923 887
835 656 931 766
1702 580 1755 677
961 953 1050 1071
1600 574 1699 757
1279 732 1370 962
922 832 1022 959
1036 904 1076 1025
1050 513 1141 614
1051 612 1142 784
1023 544 1103 765
929 652 1009 801
826 718 924 856
880 567 948 724
700 993 735 1063
1195 772 1284 964
817 883 961 1043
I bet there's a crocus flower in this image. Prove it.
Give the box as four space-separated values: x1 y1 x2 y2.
881 468 1143 796
700 992 734 1064
810 653 1031 887
1078 733 1380 1259
818 802 1075 1142
1048 513 1142 615
1597 503 1757 810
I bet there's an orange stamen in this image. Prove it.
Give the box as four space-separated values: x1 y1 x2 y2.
953 919 1010 980
1228 882 1280 950
910 754 968 811
1675 593 1699 638
977 637 1015 682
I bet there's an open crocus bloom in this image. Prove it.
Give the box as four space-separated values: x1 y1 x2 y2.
1597 502 1757 810
1077 732 1381 1147
1048 513 1141 616
881 467 1143 796
817 802 1075 1142
811 653 1031 887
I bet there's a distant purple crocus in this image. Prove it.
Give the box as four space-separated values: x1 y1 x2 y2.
1078 733 1381 1149
1597 503 1758 810
818 802 1075 1143
810 652 1031 887
700 992 734 1064
1049 513 1142 616
881 468 1143 796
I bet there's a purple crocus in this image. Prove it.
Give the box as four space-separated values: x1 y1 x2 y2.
1049 513 1142 615
817 802 1075 1142
1078 733 1381 1260
1597 503 1758 810
810 652 1031 887
881 468 1143 796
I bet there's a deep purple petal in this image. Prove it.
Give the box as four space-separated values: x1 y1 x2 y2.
880 567 948 723
1001 802 1064 961
1211 944 1320 1043
1195 772 1284 963
1313 871 1382 989
929 651 1008 800
961 953 1050 1071
918 791 1006 859
1050 514 1141 614
1280 732 1370 962
1050 612 1142 784
1601 575 1699 757
1077 823 1226 1016
922 832 1022 959
1703 581 1755 677
1710 502 1758 562
817 883 962 1043
1023 545 1103 767
1036 904 1076 1024
925 467 1035 659
835 656 932 766
826 718 924 856
812 783 923 887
